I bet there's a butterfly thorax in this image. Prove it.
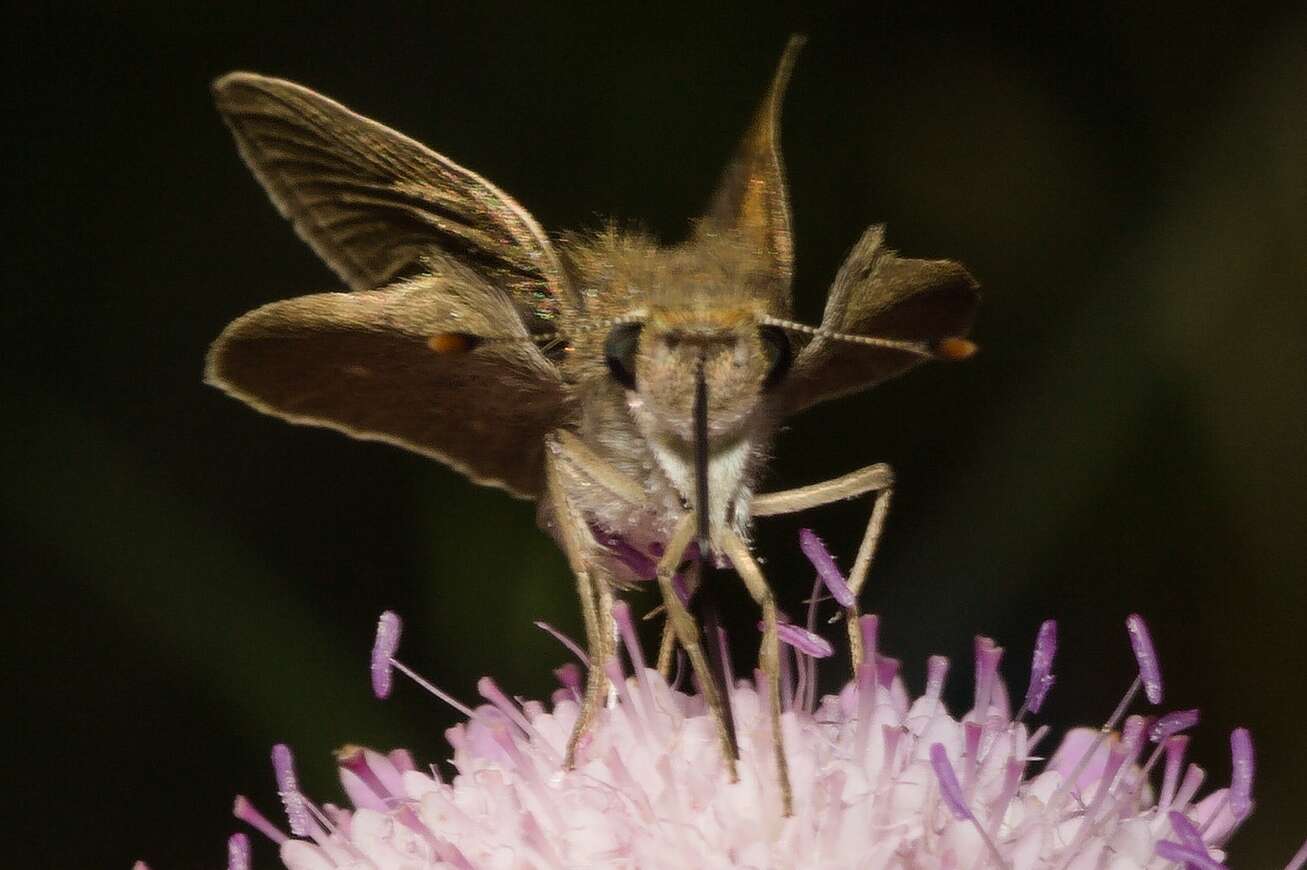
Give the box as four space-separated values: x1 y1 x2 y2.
554 230 787 555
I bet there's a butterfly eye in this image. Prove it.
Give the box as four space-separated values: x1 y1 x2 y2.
759 325 792 390
604 322 643 390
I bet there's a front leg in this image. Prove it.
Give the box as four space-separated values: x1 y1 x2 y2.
546 430 742 784
655 514 740 782
543 430 643 768
751 463 894 671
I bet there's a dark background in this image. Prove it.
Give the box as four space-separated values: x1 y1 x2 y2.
4 3 1304 867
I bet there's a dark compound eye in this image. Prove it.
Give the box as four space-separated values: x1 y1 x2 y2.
759 324 792 389
604 322 643 390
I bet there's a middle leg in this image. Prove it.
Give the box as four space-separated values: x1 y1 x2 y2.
751 462 894 672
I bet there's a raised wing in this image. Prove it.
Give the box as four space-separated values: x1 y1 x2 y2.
780 226 980 414
694 36 803 317
213 72 574 326
205 268 572 498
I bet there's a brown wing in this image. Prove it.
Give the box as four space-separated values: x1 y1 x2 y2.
205 271 572 498
212 72 573 326
693 36 803 317
780 225 980 415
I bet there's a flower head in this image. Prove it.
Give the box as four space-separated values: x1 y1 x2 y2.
207 533 1265 869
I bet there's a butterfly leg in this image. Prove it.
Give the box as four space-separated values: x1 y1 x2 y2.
545 431 739 781
654 562 702 678
717 527 794 816
751 463 894 672
543 444 614 769
654 513 740 783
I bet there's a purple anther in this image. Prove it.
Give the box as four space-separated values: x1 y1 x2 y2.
1229 727 1254 820
765 620 834 658
1150 709 1200 743
593 527 656 580
371 611 402 699
929 743 972 821
1126 613 1164 704
227 833 251 870
1024 619 1057 714
1167 810 1207 852
1154 840 1227 870
798 528 854 607
271 743 310 836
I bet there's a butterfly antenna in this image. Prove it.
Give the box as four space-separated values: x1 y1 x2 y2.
757 315 976 361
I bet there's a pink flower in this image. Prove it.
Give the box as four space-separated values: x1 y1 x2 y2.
191 533 1278 869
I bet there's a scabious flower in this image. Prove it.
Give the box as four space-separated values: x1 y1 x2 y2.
189 530 1279 869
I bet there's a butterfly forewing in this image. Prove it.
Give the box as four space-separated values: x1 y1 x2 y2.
213 72 574 326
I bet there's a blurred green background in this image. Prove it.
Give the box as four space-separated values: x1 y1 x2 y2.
4 3 1304 866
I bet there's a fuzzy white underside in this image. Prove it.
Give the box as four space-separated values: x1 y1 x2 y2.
647 432 754 538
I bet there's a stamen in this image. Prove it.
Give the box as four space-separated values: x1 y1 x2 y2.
929 743 1009 869
478 676 559 762
271 744 311 836
797 575 823 712
613 601 660 737
371 610 401 699
1229 727 1255 820
1157 735 1190 812
973 636 1003 718
1174 764 1208 812
1049 617 1155 814
859 615 879 667
1151 709 1200 743
232 795 288 845
227 832 251 870
1121 714 1149 763
533 621 590 667
875 656 900 689
962 721 983 793
553 662 582 700
1021 620 1057 717
990 758 1025 832
389 658 479 719
798 529 854 607
1126 613 1164 704
1286 834 1307 870
1126 713 1197 801
925 655 949 700
1154 840 1228 869
764 620 834 658
1167 809 1209 853
592 527 656 581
